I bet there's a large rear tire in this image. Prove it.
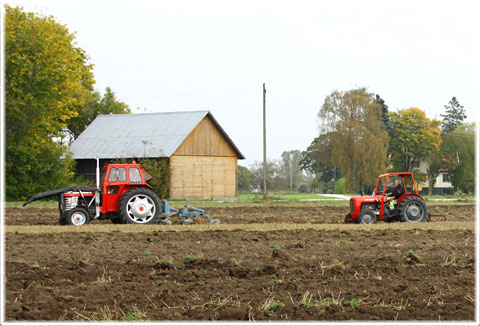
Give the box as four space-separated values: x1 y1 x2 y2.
64 207 91 226
118 188 161 224
397 196 427 222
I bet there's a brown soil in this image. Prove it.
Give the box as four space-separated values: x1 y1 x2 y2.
4 205 475 321
4 204 475 225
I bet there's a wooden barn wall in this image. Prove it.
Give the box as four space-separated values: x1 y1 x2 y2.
169 156 237 200
173 116 238 157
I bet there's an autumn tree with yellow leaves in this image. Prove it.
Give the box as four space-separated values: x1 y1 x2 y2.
5 6 129 199
388 108 442 182
317 88 389 194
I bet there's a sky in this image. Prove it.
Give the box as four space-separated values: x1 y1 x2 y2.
5 0 480 167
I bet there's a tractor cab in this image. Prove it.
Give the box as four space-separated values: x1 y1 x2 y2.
99 163 153 214
346 172 427 224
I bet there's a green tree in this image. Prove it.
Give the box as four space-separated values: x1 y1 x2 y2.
440 97 467 133
441 123 475 194
375 94 392 135
317 88 389 193
237 165 253 192
388 108 442 176
66 87 131 141
300 134 339 184
5 6 95 199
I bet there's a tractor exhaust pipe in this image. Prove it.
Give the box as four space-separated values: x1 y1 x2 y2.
95 158 100 189
95 158 100 218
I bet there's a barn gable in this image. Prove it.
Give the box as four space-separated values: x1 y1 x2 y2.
174 115 238 157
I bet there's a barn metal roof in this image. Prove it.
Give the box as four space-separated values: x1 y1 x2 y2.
69 110 245 159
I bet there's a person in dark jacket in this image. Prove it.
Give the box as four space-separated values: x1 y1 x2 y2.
386 179 405 210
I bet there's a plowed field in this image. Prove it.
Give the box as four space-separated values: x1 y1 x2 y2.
4 203 476 322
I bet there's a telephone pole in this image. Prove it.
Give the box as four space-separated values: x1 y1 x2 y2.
263 83 267 201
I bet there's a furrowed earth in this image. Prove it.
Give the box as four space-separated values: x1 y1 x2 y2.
4 203 475 321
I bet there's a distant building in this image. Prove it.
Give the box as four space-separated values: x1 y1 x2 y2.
70 111 245 200
416 161 453 195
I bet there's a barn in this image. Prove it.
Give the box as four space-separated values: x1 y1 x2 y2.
69 111 245 200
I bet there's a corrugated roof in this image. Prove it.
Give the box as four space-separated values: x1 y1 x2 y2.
69 110 244 159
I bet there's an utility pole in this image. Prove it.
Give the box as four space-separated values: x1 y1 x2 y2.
263 83 267 201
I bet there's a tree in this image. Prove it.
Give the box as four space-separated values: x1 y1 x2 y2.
66 87 131 141
280 150 304 191
388 108 442 177
5 6 95 199
440 97 467 133
238 165 253 192
317 88 389 193
249 160 281 191
441 123 475 194
300 133 338 183
375 94 392 135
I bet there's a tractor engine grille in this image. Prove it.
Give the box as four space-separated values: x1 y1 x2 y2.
350 199 354 213
64 196 78 211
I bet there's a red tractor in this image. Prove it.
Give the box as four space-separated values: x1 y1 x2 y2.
345 172 428 224
24 160 217 226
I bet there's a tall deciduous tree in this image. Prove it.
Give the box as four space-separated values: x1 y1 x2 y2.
317 88 389 193
440 97 467 133
388 108 442 176
441 123 475 194
5 6 95 199
66 87 130 141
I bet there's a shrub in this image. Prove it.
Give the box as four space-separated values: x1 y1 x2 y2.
298 184 309 193
334 178 346 194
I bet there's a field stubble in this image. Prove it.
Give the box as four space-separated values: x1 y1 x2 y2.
3 203 476 321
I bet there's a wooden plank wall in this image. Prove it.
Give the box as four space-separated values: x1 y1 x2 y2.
174 116 237 157
169 156 237 200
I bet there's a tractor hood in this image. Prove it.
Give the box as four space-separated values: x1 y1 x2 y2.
350 196 379 203
23 185 95 207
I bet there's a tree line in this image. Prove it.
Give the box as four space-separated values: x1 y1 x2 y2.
239 90 474 195
5 6 474 200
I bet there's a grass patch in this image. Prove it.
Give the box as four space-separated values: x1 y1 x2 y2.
406 250 423 263
343 299 359 309
184 254 198 261
143 246 152 256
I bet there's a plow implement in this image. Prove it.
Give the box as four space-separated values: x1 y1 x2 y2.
160 200 220 225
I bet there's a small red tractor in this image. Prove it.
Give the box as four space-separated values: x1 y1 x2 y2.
24 160 218 226
345 172 428 224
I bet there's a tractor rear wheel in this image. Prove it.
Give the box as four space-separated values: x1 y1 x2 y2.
118 188 161 224
397 196 427 222
358 210 376 224
64 207 91 226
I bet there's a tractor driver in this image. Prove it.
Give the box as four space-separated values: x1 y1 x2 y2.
386 179 405 210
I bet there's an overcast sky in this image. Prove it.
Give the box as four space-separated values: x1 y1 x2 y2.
6 0 479 166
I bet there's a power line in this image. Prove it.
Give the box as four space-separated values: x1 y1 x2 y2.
122 87 258 100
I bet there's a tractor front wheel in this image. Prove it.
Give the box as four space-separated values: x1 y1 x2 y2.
397 196 427 222
64 207 91 226
358 210 376 224
118 188 161 224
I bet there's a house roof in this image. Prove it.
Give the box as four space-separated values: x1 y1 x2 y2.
69 110 245 159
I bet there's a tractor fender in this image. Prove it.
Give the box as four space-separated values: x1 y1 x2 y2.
396 193 424 205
